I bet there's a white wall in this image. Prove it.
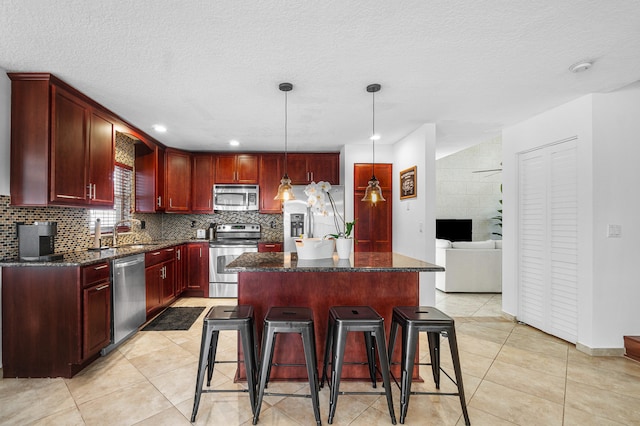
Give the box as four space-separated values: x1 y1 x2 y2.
504 85 640 350
393 124 437 306
0 70 10 195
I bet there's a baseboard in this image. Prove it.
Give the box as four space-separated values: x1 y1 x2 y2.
501 311 517 322
576 342 625 357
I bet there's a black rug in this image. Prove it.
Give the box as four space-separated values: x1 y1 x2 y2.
142 307 206 331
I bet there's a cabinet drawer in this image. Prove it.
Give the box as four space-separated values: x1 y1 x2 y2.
82 262 110 286
258 242 283 252
145 246 176 267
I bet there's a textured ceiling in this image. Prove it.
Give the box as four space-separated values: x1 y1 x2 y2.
2 1 640 158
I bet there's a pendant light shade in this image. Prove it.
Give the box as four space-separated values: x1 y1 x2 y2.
361 83 386 204
274 82 296 201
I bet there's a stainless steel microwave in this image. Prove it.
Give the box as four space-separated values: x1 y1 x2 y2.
213 184 259 211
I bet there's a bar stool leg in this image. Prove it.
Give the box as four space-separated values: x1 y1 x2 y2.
191 323 214 423
321 314 334 388
447 327 470 426
399 324 418 424
328 324 348 425
253 324 275 425
388 318 400 366
374 323 397 425
427 331 440 388
239 322 258 415
302 326 322 426
206 330 220 386
363 331 377 388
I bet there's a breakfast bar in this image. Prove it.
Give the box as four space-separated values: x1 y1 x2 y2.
226 251 444 381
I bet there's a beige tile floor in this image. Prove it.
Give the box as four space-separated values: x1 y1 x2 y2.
2 292 640 425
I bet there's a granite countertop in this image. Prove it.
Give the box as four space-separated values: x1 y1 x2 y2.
0 239 210 267
226 252 445 273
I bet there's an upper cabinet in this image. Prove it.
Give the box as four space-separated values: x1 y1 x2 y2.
165 149 192 212
215 154 259 184
287 153 339 184
259 153 285 213
9 73 115 207
191 153 214 212
135 143 165 213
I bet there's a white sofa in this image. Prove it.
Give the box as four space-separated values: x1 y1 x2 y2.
435 239 502 293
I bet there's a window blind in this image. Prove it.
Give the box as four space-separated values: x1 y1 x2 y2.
90 164 133 233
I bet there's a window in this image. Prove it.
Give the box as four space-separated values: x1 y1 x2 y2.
89 163 133 234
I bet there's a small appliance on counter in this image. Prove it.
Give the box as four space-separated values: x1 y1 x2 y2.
17 221 63 262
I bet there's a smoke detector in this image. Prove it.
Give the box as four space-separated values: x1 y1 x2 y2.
569 60 593 73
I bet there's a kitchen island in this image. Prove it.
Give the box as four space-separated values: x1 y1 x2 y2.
227 251 444 381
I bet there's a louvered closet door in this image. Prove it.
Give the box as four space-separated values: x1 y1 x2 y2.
518 139 578 343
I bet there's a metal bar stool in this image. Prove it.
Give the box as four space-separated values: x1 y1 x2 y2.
252 307 321 426
321 306 396 425
388 306 470 425
190 305 258 423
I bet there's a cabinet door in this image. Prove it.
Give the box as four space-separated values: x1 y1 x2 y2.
308 154 339 184
215 154 237 183
50 86 89 204
161 260 176 305
82 280 111 359
175 245 186 294
135 144 165 212
354 163 392 252
145 264 162 315
259 154 284 213
236 154 259 183
191 154 214 211
88 110 115 205
286 153 310 184
186 243 209 297
165 149 191 212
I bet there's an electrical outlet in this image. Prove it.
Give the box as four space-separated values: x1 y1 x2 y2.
607 224 622 238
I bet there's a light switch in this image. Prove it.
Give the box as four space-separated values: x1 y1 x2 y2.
607 224 622 238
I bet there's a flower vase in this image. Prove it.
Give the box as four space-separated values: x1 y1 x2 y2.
335 238 353 259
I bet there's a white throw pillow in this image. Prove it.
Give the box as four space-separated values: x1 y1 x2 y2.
451 240 495 249
436 239 452 248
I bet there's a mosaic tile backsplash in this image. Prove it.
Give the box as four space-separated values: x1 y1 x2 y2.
0 195 284 261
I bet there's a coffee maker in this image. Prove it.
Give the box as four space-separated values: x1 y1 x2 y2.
17 222 63 261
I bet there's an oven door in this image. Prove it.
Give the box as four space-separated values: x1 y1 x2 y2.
209 244 257 297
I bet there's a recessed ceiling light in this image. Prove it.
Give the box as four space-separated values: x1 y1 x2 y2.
229 139 240 147
152 124 167 133
569 60 593 73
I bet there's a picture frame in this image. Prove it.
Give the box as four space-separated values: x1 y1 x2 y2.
400 166 417 199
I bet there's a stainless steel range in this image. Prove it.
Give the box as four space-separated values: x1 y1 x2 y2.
209 223 261 298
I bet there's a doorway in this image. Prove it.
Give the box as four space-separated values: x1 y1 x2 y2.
353 163 393 252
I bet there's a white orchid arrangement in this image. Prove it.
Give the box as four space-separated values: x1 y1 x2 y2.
304 181 356 238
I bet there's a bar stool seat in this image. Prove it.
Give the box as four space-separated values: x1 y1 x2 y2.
253 307 321 426
321 306 396 425
190 305 258 423
388 306 470 425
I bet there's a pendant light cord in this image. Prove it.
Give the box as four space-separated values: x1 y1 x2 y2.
371 89 376 179
284 89 288 175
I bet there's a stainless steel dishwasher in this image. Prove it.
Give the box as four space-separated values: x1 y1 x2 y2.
101 253 146 355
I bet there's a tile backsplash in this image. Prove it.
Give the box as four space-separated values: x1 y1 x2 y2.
0 195 284 261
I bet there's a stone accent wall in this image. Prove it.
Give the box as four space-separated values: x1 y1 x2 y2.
436 136 502 241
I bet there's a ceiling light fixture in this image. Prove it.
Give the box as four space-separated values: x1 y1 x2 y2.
569 60 593 73
274 82 295 201
152 124 167 133
361 83 386 205
229 139 240 147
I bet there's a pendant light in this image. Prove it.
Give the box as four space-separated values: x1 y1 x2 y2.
274 82 296 201
361 83 386 204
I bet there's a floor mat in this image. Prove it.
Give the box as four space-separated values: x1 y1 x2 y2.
141 306 206 331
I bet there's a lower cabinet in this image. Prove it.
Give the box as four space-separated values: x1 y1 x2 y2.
145 247 176 319
184 242 209 297
1 262 111 378
258 242 283 252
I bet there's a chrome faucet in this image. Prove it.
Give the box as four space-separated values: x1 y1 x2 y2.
112 219 142 247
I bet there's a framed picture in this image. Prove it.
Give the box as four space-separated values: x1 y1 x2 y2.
400 166 417 199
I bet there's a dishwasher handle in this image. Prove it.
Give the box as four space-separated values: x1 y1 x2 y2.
114 257 145 269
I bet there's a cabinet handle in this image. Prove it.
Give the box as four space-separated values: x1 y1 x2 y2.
151 251 161 256
177 249 181 260
87 184 92 199
169 198 173 208
95 284 109 291
208 198 211 209
157 196 162 207
57 195 82 199
265 244 275 248
92 184 97 200
165 248 174 252
310 171 314 182
200 247 202 257
93 264 109 270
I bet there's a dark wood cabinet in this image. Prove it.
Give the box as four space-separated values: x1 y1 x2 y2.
258 242 283 252
165 149 191 212
135 143 165 212
287 153 339 184
191 154 214 212
175 244 187 295
259 154 285 213
185 242 209 297
1 261 111 378
9 73 115 207
215 154 259 184
145 247 176 318
354 163 393 252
